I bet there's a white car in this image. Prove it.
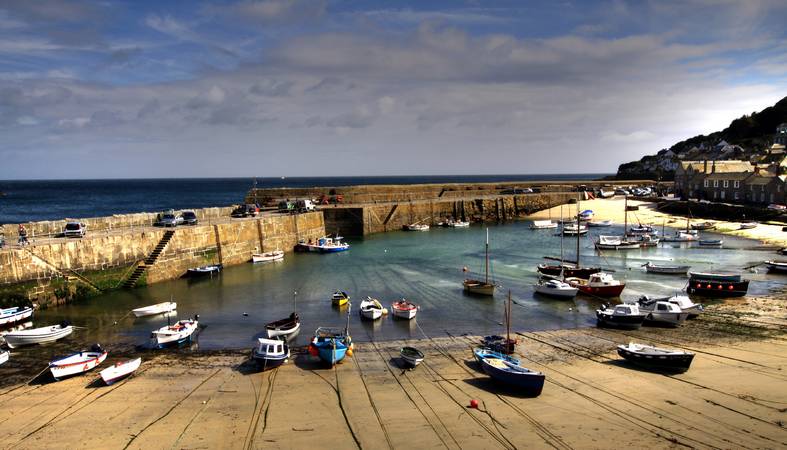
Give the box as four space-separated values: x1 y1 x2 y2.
63 222 86 238
767 204 786 211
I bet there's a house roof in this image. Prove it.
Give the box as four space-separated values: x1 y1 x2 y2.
745 175 775 185
679 160 754 174
705 172 751 181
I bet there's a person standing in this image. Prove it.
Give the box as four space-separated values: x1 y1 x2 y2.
18 224 29 246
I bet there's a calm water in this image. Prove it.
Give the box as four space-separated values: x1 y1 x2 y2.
25 222 785 353
0 174 607 223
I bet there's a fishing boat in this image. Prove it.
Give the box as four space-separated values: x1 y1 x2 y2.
661 231 698 242
691 221 716 231
400 347 424 368
567 272 625 297
629 225 656 235
698 239 723 247
49 344 107 381
687 273 749 297
482 291 517 354
765 261 787 273
596 303 646 329
642 262 691 275
151 316 199 348
331 290 350 307
595 235 641 250
100 358 142 385
480 358 545 395
265 313 300 338
537 263 601 279
634 234 659 247
0 349 8 366
403 223 430 231
530 220 558 229
391 299 418 319
578 209 594 221
473 347 520 365
4 322 73 348
688 271 741 282
559 224 588 236
533 279 578 298
252 338 290 370
310 303 353 366
739 222 758 230
463 228 496 296
587 220 612 227
0 306 34 327
295 236 350 253
665 295 703 317
359 297 386 320
186 264 222 277
132 301 177 318
251 250 284 263
617 343 694 372
447 220 470 228
635 298 689 326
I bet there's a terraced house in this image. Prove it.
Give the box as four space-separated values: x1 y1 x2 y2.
675 158 786 205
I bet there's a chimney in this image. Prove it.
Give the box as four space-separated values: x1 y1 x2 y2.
703 160 708 173
711 160 716 173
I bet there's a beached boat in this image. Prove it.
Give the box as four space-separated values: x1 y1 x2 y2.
310 327 352 366
251 250 284 263
595 235 641 250
698 239 723 247
403 223 430 231
596 303 646 329
100 358 142 385
0 349 8 366
265 312 300 338
587 220 612 227
447 220 470 228
739 222 758 230
49 344 107 381
691 222 716 231
482 291 517 354
252 338 289 370
661 231 698 242
132 301 177 318
533 279 578 298
765 261 787 273
331 290 350 307
151 316 199 348
4 322 73 348
688 271 741 282
480 357 545 395
598 189 615 198
665 295 703 317
359 297 385 320
560 224 588 236
642 262 691 275
400 347 424 368
391 299 418 319
578 209 594 221
687 274 749 297
473 347 520 365
295 236 350 253
629 224 657 235
617 343 695 372
530 220 558 229
463 228 496 296
636 298 689 326
0 306 34 327
186 264 222 277
567 272 625 297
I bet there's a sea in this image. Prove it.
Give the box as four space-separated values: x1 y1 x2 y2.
0 174 607 224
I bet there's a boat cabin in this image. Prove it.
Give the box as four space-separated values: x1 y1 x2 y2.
588 273 618 285
611 304 640 316
256 338 286 356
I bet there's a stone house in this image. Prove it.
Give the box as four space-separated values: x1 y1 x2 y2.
674 160 754 199
776 123 787 146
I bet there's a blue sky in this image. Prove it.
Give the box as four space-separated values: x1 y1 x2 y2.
1 0 786 179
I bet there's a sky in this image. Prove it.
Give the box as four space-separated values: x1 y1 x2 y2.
1 0 786 180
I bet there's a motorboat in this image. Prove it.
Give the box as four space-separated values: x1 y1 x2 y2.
265 312 300 338
463 228 496 296
309 327 351 366
691 222 716 231
632 234 659 247
587 220 612 227
687 273 749 297
0 349 8 366
359 297 386 320
403 223 430 231
629 225 657 235
251 250 284 263
698 239 723 247
49 344 108 381
100 358 142 385
186 264 222 277
665 295 703 318
530 220 558 229
688 271 741 282
0 306 34 327
295 236 350 253
642 262 690 275
151 316 199 348
764 261 787 273
617 343 694 372
400 347 424 368
252 338 290 370
447 220 470 228
331 290 350 307
4 322 73 348
533 279 578 298
661 231 698 242
473 347 520 365
578 210 594 221
391 299 418 319
635 298 689 326
480 357 545 396
559 224 588 236
596 303 646 329
537 264 601 279
739 222 758 230
567 272 625 297
595 235 641 250
132 301 177 318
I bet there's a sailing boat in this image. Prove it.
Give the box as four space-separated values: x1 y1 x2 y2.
463 228 496 296
265 291 301 338
482 291 517 354
538 194 602 278
595 196 641 250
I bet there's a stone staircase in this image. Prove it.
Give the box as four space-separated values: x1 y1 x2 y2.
121 230 175 289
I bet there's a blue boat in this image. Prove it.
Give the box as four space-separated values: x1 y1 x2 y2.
480 357 545 396
473 347 520 365
310 327 351 366
295 236 350 253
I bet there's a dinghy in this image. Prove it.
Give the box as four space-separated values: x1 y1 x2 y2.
473 347 520 365
49 344 107 381
0 306 34 327
530 220 558 229
0 349 8 366
480 358 545 395
132 301 177 318
534 279 578 298
400 347 424 368
642 262 690 275
587 220 612 227
391 299 418 319
560 224 588 236
739 222 758 230
331 290 350 307
252 338 289 370
265 313 300 338
691 222 715 231
359 297 386 320
596 304 646 329
251 250 284 263
100 358 142 385
186 264 222 277
447 220 470 228
617 343 694 372
310 327 351 366
764 261 787 273
151 316 199 348
403 223 430 231
595 235 640 250
4 322 73 348
698 239 723 247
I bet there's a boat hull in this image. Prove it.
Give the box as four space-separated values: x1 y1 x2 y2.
617 346 694 372
643 311 689 327
392 308 417 320
481 359 545 396
765 262 787 273
400 347 424 367
576 283 625 297
644 264 690 275
252 349 289 371
537 265 601 279
533 284 578 298
596 312 645 329
473 348 520 365
0 307 34 327
100 358 142 385
463 280 495 296
313 343 348 366
0 350 8 366
687 279 749 297
252 251 284 263
50 351 107 380
132 302 177 318
4 325 73 348
360 308 382 320
265 315 300 338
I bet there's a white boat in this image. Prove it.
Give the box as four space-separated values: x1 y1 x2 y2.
404 223 430 231
132 302 177 318
598 189 615 198
533 279 578 298
560 224 588 236
698 239 723 247
391 299 418 320
635 298 689 326
100 358 142 385
629 225 656 235
595 235 640 250
295 236 350 253
642 262 690 275
530 220 558 229
578 210 594 221
587 220 612 227
447 220 470 228
359 297 386 320
765 260 787 273
665 295 703 317
4 323 73 348
739 222 758 230
151 316 199 348
0 349 8 366
661 231 698 242
0 306 34 326
252 338 289 370
49 345 107 381
252 250 284 263
400 347 425 367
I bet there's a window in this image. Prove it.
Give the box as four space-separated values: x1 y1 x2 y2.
713 180 719 187
734 192 739 200
713 191 717 199
734 180 740 188
723 180 728 188
721 191 726 200
704 180 709 187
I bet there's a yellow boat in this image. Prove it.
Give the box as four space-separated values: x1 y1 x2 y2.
331 290 350 307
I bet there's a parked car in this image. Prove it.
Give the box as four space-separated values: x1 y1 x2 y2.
63 221 87 238
231 204 259 218
615 188 630 196
767 204 786 211
295 199 316 212
156 210 183 227
180 210 198 225
501 188 533 195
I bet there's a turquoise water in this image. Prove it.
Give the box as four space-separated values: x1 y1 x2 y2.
31 222 785 351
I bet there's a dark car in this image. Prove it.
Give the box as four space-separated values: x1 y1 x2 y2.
231 204 259 218
155 209 183 227
181 210 198 225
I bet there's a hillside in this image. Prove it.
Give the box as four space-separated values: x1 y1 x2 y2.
616 96 787 180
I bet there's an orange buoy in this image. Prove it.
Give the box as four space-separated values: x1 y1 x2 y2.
469 399 479 409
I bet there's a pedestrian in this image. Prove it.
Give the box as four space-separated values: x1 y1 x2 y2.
18 224 28 246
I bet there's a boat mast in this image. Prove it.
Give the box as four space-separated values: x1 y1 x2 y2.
576 193 581 267
559 205 564 265
485 228 490 284
624 195 628 237
506 290 512 345
293 290 298 312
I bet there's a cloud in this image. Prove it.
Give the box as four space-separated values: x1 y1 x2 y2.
186 86 226 109
249 79 294 97
601 130 658 143
227 0 327 24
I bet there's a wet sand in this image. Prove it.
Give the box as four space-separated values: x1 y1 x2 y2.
526 197 787 247
1 296 786 449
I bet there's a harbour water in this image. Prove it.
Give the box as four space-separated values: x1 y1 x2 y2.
25 221 784 353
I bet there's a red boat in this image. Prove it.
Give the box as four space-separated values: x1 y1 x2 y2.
566 272 625 297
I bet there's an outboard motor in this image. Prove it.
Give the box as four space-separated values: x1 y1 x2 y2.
90 343 104 353
59 320 71 328
194 314 200 321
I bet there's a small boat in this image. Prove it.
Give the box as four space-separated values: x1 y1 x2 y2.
49 344 107 381
559 224 588 236
463 228 496 296
331 290 350 307
636 298 689 326
252 338 290 370
533 279 578 298
530 220 558 229
598 189 615 198
151 316 199 348
665 295 703 318
578 210 594 221
4 322 73 348
629 225 656 235
661 231 698 242
587 220 612 227
480 357 545 395
698 239 723 247
310 327 352 366
596 303 646 329
359 297 385 320
642 262 690 275
265 312 300 338
400 347 424 368
617 343 694 372
473 347 520 365
633 234 660 247
403 223 430 231
482 291 518 354
0 349 8 366
0 306 34 327
691 222 716 231
764 261 787 273
739 222 758 230
132 301 177 318
447 220 470 228
537 264 601 279
687 278 749 297
567 272 625 297
595 235 641 250
186 264 222 277
688 271 741 282
100 358 142 385
251 250 284 263
391 299 418 319
295 236 350 253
